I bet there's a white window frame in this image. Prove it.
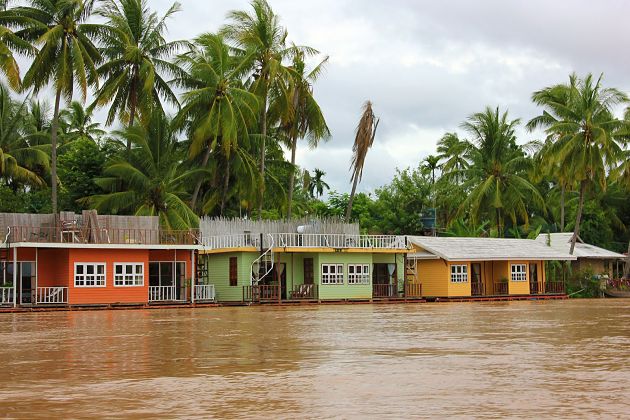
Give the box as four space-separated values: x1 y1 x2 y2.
114 263 144 287
347 264 370 285
321 264 344 285
511 264 527 282
74 263 106 287
450 264 468 283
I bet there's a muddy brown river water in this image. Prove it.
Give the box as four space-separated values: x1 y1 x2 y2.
0 300 629 419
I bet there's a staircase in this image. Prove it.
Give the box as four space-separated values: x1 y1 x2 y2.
251 234 275 285
1 228 12 306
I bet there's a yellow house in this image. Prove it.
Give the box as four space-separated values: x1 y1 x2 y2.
406 237 576 298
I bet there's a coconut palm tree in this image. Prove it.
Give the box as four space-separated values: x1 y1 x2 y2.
458 106 544 237
173 32 260 214
86 111 200 229
345 100 379 221
0 6 36 91
92 0 186 152
222 0 311 218
271 49 330 219
436 132 470 183
59 101 105 144
527 73 628 254
11 0 103 215
422 154 440 185
309 168 329 198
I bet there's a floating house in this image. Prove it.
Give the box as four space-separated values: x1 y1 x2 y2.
406 236 576 298
198 218 414 303
534 233 626 278
0 211 212 308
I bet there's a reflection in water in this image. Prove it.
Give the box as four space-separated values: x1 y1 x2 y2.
1 300 629 418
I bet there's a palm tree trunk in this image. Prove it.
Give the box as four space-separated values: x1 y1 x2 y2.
345 175 359 222
286 133 298 220
50 87 62 216
496 208 502 238
256 84 268 220
220 154 231 216
560 184 565 232
190 145 212 210
126 70 138 154
570 180 586 255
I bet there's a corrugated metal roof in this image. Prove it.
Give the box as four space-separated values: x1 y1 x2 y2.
534 233 625 259
408 236 577 261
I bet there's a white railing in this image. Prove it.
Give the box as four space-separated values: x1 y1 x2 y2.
148 285 178 302
36 287 68 304
251 234 274 285
0 287 13 305
194 284 216 302
203 233 409 250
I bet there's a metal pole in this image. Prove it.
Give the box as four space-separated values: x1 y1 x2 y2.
12 247 17 308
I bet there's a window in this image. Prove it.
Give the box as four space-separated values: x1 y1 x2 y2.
149 262 186 286
75 263 106 287
321 264 344 284
511 264 527 282
450 264 468 283
114 263 144 286
348 264 370 284
229 257 238 286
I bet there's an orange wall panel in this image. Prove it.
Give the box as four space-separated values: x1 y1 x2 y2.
37 248 70 288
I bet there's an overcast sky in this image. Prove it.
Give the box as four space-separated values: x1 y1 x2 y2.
115 1 630 194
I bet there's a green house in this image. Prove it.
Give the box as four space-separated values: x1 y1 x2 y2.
198 218 414 303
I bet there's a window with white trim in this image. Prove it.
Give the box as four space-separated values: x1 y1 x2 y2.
321 264 344 284
114 263 144 286
348 264 370 284
450 264 468 283
511 264 527 282
74 263 106 287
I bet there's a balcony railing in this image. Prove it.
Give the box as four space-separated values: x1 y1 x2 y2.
0 287 13 305
149 285 179 302
373 283 398 298
471 281 484 296
404 282 422 298
203 233 408 250
36 287 68 304
529 281 542 295
243 285 280 302
194 284 216 302
493 282 509 295
289 284 318 300
8 226 199 245
545 281 565 294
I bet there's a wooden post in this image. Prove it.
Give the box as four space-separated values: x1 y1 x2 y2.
191 250 195 304
35 248 38 305
12 247 16 308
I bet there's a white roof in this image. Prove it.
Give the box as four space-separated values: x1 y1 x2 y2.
408 236 577 261
534 233 625 260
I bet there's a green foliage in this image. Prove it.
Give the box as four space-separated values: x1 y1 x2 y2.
57 138 105 212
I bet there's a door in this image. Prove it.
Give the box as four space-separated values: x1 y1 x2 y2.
20 262 35 304
471 263 483 296
303 258 314 285
274 263 287 300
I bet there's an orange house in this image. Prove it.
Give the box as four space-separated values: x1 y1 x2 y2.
0 212 203 307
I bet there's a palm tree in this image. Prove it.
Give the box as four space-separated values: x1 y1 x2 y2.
422 155 440 185
437 132 470 183
12 0 103 215
271 49 330 219
309 168 329 198
527 73 628 254
92 0 186 152
345 100 379 221
174 32 260 214
458 106 544 237
86 111 200 229
222 0 308 218
0 6 36 90
0 82 48 187
59 101 105 144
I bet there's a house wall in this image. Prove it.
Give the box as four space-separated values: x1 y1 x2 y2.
416 259 449 297
447 262 471 297
37 248 70 288
205 252 257 302
507 260 530 295
573 259 611 277
316 253 373 300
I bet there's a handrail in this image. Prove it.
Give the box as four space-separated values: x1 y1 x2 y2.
2 227 10 246
36 287 68 304
251 234 274 285
203 233 409 250
194 284 216 302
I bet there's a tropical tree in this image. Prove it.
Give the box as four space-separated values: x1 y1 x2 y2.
86 111 199 229
92 0 186 152
174 32 259 214
0 82 48 187
436 132 470 183
527 73 628 253
422 154 440 185
0 6 36 90
59 101 105 144
222 0 306 217
309 168 329 198
12 0 103 215
458 106 544 237
271 49 330 218
345 100 379 221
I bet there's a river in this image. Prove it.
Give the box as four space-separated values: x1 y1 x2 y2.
0 300 629 418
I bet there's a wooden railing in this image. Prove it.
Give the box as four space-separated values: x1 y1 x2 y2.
471 281 484 296
36 287 68 304
194 284 216 302
545 281 565 294
529 281 542 295
373 283 398 298
149 285 178 302
0 287 13 305
204 233 408 250
289 284 318 300
8 226 199 245
243 285 280 302
493 282 509 295
606 278 630 289
404 282 422 298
